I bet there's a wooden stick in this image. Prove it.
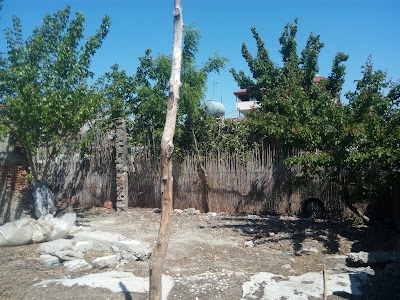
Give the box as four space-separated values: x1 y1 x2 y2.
149 1 183 299
323 263 327 300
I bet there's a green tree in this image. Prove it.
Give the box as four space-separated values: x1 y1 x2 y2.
231 20 348 150
95 63 136 131
128 25 227 154
232 21 400 221
0 0 6 133
289 59 400 222
343 59 400 213
0 6 110 182
129 49 171 146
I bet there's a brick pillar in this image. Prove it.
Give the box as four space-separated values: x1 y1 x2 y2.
115 119 128 211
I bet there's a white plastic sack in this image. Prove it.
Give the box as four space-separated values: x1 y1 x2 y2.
0 218 35 246
49 213 76 241
31 216 55 243
0 213 76 247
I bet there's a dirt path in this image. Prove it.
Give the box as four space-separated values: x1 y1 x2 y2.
0 207 399 299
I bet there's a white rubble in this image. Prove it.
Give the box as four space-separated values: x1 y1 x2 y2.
73 240 95 252
207 212 218 217
184 208 200 215
241 270 370 300
40 239 73 255
300 247 319 254
63 259 92 272
73 230 152 261
39 254 61 267
346 250 399 267
38 229 152 272
34 271 174 300
244 240 254 247
92 254 121 268
53 249 84 261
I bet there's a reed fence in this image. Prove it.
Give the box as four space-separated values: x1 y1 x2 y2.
127 146 344 216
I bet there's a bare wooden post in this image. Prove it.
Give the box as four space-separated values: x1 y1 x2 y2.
149 1 183 299
323 263 328 300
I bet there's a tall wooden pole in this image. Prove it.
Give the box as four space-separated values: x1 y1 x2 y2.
149 1 183 299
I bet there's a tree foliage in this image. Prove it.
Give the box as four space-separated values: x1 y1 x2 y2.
97 25 227 155
0 6 110 181
342 59 400 202
231 20 400 215
231 20 348 150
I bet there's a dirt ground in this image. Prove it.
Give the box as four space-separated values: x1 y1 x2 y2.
1 207 399 300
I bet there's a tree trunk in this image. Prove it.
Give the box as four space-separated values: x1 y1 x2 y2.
341 180 370 224
26 151 38 183
192 130 209 212
149 1 183 299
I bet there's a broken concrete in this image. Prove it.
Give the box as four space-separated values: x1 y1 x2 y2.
241 270 370 299
40 239 73 255
34 271 174 300
53 249 84 261
39 254 61 267
73 240 95 252
37 229 152 272
63 259 92 272
92 254 121 268
184 208 200 215
73 230 152 261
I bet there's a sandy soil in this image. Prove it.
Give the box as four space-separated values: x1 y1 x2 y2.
0 207 399 300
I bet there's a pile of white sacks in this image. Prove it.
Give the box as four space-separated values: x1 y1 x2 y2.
0 213 76 246
0 213 152 272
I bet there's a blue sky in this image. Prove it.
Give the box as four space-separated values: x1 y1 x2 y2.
1 0 399 118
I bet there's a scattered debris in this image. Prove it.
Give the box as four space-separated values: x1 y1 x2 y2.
300 247 319 255
346 250 399 267
73 230 152 261
35 228 152 272
207 212 218 217
40 239 74 255
241 270 370 299
1 208 398 299
92 254 121 268
184 208 200 215
64 259 92 272
34 271 173 300
53 249 84 261
242 226 259 234
39 254 62 267
244 240 254 248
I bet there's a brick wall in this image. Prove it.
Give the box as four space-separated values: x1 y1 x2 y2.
0 137 32 224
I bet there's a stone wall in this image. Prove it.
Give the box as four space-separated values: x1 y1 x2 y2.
115 119 128 211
